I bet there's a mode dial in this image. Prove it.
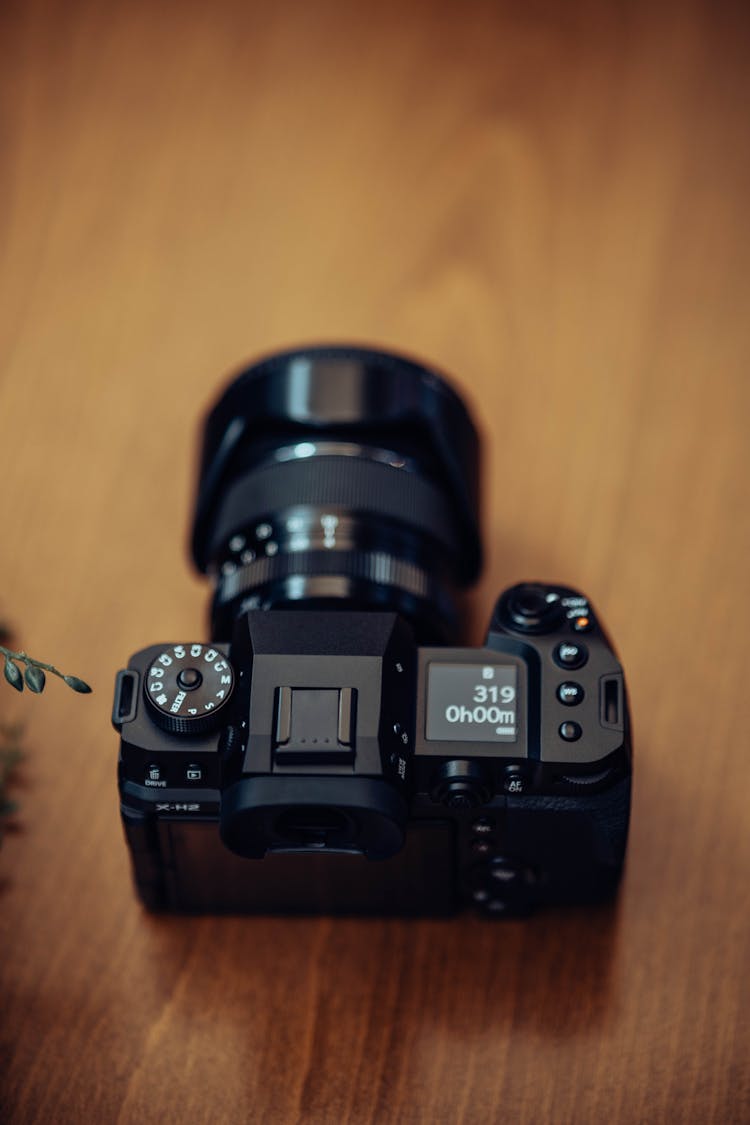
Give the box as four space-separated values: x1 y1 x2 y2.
144 644 234 734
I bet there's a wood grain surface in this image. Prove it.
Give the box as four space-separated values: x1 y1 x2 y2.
1 1 749 1122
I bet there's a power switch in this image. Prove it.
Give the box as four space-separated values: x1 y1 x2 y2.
273 687 357 765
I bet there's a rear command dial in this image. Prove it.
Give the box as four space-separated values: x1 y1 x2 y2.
144 644 234 734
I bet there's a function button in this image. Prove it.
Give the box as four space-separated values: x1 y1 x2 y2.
570 615 594 633
559 721 582 742
472 817 495 835
557 681 585 706
471 839 493 856
553 641 588 670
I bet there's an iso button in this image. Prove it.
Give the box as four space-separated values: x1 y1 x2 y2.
553 642 588 670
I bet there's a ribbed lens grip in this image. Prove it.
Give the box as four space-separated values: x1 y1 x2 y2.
217 549 435 606
208 456 460 565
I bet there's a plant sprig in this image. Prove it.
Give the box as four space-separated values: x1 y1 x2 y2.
1 646 91 695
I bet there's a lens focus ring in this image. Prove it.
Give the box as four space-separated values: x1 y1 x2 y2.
217 547 434 606
207 456 458 566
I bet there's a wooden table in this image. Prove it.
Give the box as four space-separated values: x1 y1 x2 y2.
1 1 748 1121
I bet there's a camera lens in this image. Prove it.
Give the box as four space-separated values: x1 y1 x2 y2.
191 346 481 643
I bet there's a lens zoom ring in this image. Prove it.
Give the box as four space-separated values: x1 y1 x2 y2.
217 549 435 606
209 457 459 563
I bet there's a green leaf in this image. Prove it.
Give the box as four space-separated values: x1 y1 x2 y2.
24 664 46 693
63 675 92 694
4 659 23 692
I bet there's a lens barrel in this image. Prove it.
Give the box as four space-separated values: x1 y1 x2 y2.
191 346 482 644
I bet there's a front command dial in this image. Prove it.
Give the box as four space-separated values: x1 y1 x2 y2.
144 644 234 734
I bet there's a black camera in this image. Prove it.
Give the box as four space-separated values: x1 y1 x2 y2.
113 346 632 916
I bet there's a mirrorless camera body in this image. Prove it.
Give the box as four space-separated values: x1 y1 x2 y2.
113 346 632 916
